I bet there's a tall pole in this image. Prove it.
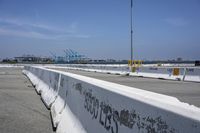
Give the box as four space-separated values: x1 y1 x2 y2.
130 0 133 66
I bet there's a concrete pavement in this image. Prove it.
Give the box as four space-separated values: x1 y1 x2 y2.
0 67 54 133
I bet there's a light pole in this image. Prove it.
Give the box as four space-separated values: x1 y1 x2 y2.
130 0 133 66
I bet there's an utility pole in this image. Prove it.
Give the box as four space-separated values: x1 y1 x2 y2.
130 0 133 66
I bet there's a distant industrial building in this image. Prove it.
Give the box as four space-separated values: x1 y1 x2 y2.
14 55 52 63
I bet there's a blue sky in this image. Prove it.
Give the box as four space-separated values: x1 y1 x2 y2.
0 0 200 60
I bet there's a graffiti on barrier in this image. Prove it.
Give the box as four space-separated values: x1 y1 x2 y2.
73 82 176 133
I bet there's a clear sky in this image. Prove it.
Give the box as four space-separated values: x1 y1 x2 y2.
0 0 199 60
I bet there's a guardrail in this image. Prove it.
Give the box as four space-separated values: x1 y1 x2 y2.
23 66 200 133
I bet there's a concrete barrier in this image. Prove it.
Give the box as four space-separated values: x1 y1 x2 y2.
24 66 200 133
184 68 200 82
32 67 49 94
34 68 46 94
46 64 130 75
130 67 185 81
50 70 200 133
23 66 40 87
40 70 60 108
50 74 69 128
24 66 61 108
47 65 191 81
0 64 24 68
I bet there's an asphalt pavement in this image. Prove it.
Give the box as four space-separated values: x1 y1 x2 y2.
0 67 54 133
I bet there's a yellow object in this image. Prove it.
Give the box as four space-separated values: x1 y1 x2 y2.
173 68 179 76
131 67 136 72
128 60 143 72
128 60 131 66
128 60 142 67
